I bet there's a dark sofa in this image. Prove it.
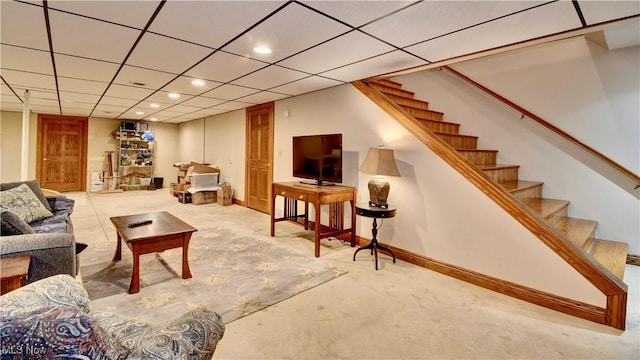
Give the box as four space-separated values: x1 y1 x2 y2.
1 180 78 283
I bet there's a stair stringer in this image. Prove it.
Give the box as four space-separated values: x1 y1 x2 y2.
352 80 628 330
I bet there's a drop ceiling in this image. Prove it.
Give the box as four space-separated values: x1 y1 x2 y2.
1 0 638 124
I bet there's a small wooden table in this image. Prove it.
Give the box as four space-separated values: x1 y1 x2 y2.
271 181 356 257
353 203 397 270
0 255 31 295
110 211 197 294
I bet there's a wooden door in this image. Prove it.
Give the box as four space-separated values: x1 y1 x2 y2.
36 114 88 192
245 102 274 213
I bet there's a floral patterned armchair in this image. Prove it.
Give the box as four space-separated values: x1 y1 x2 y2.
0 274 224 359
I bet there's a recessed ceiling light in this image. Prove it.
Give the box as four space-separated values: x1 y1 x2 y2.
136 111 144 115
168 92 180 99
150 117 158 121
191 79 205 86
253 45 272 54
150 103 160 108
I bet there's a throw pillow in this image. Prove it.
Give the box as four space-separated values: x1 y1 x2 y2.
0 180 52 211
1 184 53 224
0 205 35 235
0 305 130 359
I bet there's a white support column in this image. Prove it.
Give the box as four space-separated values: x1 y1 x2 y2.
21 90 30 180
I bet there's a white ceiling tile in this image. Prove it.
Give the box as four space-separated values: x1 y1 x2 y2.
270 76 344 96
160 104 203 114
0 69 57 91
224 2 352 62
201 84 258 101
29 104 60 115
214 101 253 112
55 54 120 82
149 109 183 119
28 96 59 107
301 0 417 27
126 32 212 74
145 91 189 105
1 45 53 75
232 65 308 90
162 76 222 96
99 96 139 108
57 77 109 95
404 1 581 63
320 50 424 82
46 0 160 29
180 97 226 108
189 109 227 118
236 91 289 104
185 51 267 83
1 85 23 107
60 102 93 116
118 110 146 120
104 84 155 102
92 109 121 119
0 1 50 50
579 1 640 25
59 107 91 117
362 1 549 48
149 1 287 48
93 103 130 116
114 65 177 90
48 10 141 62
29 89 61 101
59 91 101 104
279 31 395 74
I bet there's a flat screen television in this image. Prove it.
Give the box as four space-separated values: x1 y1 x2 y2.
292 133 342 185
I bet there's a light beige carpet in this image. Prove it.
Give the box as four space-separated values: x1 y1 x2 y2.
77 191 346 325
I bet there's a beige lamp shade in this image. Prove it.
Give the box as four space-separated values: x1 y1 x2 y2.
359 147 400 207
359 148 401 177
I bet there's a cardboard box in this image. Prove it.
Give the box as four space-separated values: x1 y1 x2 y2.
169 183 179 197
217 186 232 206
192 190 217 205
178 191 191 204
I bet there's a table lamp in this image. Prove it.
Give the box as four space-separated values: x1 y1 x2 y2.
359 146 401 208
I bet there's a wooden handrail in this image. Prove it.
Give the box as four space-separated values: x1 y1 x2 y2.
442 65 640 187
352 79 627 329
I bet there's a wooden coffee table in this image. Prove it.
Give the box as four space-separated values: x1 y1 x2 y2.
110 211 197 294
0 255 31 295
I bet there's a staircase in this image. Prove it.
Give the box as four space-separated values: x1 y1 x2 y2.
356 78 629 329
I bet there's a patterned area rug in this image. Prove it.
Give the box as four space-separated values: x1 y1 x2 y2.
81 221 346 325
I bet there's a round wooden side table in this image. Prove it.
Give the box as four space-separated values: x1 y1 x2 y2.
353 203 397 270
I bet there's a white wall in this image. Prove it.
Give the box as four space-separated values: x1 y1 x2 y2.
396 36 638 254
203 110 246 201
178 118 206 164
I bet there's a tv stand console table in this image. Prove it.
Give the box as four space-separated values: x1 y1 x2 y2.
271 181 356 257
